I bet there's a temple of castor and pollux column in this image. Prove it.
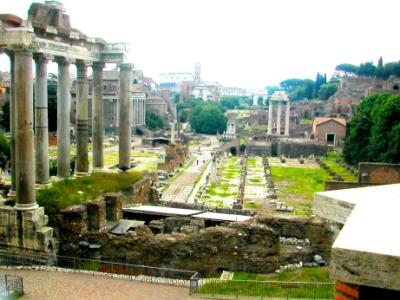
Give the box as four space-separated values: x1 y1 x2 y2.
0 1 143 254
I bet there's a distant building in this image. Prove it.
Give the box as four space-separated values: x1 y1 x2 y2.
312 117 346 146
159 72 193 92
221 87 247 97
192 81 221 101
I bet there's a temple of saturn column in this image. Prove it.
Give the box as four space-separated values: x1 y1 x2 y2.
267 91 290 136
0 1 133 253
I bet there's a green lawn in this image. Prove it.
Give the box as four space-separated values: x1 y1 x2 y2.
271 166 329 215
202 157 241 207
197 268 334 299
322 151 357 182
234 267 333 282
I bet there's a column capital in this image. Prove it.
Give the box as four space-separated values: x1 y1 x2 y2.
76 59 93 69
6 44 35 55
92 61 105 71
33 53 52 64
119 62 134 71
55 56 74 66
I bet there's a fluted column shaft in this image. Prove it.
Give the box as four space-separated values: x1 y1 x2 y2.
75 62 89 174
34 55 49 184
14 50 37 210
267 100 273 134
285 101 290 136
277 102 282 135
118 63 133 170
57 58 71 178
143 99 146 125
92 62 104 169
7 52 17 192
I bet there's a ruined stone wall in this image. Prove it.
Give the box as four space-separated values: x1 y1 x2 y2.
70 222 281 275
247 142 272 156
324 181 364 191
358 162 400 185
276 140 328 158
257 215 334 261
125 178 152 204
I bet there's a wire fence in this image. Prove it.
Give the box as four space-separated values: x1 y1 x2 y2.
189 276 335 299
0 273 24 297
0 252 197 287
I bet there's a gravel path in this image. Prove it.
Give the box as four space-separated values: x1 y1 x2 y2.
5 269 190 300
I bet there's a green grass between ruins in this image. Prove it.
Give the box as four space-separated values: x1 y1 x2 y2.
322 151 357 182
270 166 329 215
37 172 143 226
198 268 334 298
233 267 333 282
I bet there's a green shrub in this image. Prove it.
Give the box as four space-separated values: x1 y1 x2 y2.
37 172 143 226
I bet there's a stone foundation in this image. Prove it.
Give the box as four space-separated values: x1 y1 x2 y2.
0 205 56 254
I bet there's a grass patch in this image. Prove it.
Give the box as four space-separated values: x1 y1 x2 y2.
37 172 143 226
271 165 329 215
207 184 237 198
198 268 334 298
271 166 329 201
234 267 333 282
322 151 357 182
244 202 261 209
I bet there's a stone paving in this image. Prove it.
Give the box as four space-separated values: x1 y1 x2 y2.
6 269 190 300
161 136 217 203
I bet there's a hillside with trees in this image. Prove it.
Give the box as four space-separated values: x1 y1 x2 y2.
343 93 400 165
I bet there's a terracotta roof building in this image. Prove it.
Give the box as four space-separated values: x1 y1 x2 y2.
312 117 346 146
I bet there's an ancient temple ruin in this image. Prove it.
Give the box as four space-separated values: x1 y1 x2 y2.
0 1 137 253
268 91 290 136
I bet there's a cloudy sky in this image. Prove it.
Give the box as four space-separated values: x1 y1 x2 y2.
1 0 400 89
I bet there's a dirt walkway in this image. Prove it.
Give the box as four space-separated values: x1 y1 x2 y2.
5 269 190 300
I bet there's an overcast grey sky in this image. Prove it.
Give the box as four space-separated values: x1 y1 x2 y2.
1 0 400 89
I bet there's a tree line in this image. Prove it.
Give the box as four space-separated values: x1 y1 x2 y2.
268 72 339 102
343 93 400 165
335 57 400 79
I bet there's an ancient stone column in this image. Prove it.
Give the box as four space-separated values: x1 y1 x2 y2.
34 54 50 184
284 101 290 136
14 49 38 210
56 58 71 178
253 95 258 106
92 62 104 170
75 61 89 175
6 51 17 192
118 63 133 170
139 99 143 125
143 99 146 125
136 99 140 125
267 99 273 135
276 102 282 135
170 122 176 144
132 99 136 126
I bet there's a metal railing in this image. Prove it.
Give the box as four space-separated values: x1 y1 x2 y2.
189 276 335 299
0 252 197 287
0 273 24 297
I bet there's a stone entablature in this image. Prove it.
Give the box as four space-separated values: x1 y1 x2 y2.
0 2 128 63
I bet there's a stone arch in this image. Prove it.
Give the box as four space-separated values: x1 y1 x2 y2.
393 84 399 91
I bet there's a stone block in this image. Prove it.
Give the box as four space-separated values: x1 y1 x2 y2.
60 204 87 234
85 197 106 232
22 207 45 222
104 193 123 221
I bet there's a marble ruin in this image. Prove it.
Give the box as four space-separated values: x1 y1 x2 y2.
268 91 290 136
0 1 137 253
